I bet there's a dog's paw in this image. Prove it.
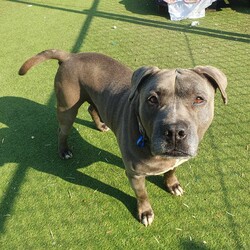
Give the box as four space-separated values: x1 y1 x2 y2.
164 172 184 196
98 123 110 132
139 209 154 227
60 149 73 160
167 183 184 196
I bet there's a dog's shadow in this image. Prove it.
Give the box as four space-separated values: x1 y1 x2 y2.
0 96 150 224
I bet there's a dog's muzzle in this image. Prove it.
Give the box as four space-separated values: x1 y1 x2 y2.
150 121 198 158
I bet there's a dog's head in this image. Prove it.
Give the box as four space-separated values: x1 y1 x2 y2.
129 66 227 158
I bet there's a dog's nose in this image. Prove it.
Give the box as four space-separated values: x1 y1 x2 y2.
165 123 187 141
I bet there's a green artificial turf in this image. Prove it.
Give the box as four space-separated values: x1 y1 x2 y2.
0 0 249 249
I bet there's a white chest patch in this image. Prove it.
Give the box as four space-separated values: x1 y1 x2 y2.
144 157 190 176
171 158 190 169
161 157 190 175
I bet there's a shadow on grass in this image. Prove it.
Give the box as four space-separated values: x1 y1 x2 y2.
0 96 137 233
70 0 99 53
8 0 250 44
119 0 161 16
179 239 211 250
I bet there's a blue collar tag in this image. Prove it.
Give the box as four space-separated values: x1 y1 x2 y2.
136 134 145 148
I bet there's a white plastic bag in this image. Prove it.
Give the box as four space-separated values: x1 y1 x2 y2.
167 0 216 21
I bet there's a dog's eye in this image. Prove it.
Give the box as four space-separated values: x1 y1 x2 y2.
193 96 205 105
148 95 159 105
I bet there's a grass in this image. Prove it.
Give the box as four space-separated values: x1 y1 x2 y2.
0 0 249 249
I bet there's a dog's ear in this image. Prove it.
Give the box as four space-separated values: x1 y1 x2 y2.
193 66 228 104
129 66 159 101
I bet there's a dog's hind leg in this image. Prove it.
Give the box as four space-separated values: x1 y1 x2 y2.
55 76 85 159
88 105 110 132
57 101 83 159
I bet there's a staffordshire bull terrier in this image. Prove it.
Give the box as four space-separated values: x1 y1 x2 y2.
19 50 227 226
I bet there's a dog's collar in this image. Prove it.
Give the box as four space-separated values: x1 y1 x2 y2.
136 115 147 148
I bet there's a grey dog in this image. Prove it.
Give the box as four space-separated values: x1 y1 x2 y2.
19 50 227 226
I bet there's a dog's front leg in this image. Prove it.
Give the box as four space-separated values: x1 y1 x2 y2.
164 169 184 196
127 173 154 226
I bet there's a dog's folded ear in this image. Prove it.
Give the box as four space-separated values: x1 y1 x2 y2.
192 66 228 104
129 66 159 102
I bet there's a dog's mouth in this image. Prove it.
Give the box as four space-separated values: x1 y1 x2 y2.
149 135 198 158
159 149 193 158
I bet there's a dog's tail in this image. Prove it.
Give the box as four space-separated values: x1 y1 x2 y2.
18 49 71 75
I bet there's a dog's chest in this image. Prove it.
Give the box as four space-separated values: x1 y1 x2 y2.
136 157 190 176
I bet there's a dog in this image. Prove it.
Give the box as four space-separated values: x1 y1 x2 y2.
19 50 227 226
